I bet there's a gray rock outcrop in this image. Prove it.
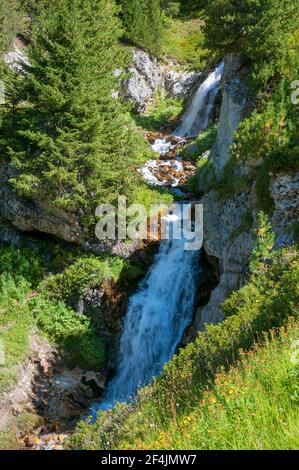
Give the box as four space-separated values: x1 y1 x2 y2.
121 49 201 112
209 53 251 178
194 54 298 332
122 49 164 112
164 69 201 99
0 165 87 244
195 189 254 330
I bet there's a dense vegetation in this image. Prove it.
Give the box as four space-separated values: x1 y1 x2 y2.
118 0 163 56
204 0 299 173
1 1 153 222
0 239 145 393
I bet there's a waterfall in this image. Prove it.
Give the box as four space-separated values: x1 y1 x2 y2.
90 64 223 417
174 62 224 138
92 215 200 413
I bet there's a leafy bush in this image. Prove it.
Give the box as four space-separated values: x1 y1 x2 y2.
0 243 44 287
40 256 125 301
30 296 105 370
134 90 184 131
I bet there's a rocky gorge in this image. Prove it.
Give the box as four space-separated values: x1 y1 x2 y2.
0 42 298 451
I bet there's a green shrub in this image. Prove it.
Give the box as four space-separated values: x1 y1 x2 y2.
250 212 275 274
0 243 44 288
39 254 143 306
134 90 184 131
30 296 105 370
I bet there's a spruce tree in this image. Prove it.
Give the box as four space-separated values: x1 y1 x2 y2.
119 0 162 55
204 0 298 90
1 0 142 221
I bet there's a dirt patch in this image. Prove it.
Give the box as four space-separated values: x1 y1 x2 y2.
0 332 106 449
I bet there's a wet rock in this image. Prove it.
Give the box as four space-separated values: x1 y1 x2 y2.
164 70 201 99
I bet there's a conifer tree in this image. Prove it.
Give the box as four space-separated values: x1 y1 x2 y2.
204 0 298 90
118 0 162 55
0 0 143 220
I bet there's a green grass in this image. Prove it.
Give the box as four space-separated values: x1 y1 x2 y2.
183 124 217 193
161 17 209 70
0 274 32 392
186 125 218 193
119 323 299 450
183 124 218 162
133 90 184 131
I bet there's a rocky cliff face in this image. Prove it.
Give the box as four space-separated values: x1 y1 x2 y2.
271 172 299 248
121 48 201 112
194 54 298 331
195 171 299 331
0 166 87 245
209 53 251 178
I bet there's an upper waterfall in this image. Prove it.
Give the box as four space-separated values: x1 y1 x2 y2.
174 62 224 138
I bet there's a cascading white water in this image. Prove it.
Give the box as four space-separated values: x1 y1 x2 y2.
174 62 224 138
92 215 200 413
151 138 174 155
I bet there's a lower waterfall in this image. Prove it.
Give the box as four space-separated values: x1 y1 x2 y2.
92 215 200 413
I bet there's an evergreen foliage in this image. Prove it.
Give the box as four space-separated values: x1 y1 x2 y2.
204 0 299 172
0 0 149 223
118 0 163 55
